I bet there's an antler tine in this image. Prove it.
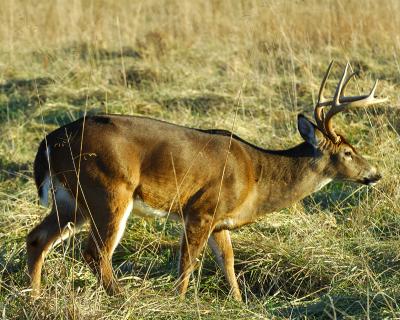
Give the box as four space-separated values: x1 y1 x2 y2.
324 64 388 143
336 80 389 105
314 60 334 131
320 62 349 142
317 60 334 104
367 80 388 104
333 62 349 107
340 71 357 98
344 80 388 107
370 79 378 97
370 80 378 98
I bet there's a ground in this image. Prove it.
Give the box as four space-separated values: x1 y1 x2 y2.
0 0 400 319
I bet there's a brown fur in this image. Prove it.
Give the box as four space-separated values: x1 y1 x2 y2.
27 114 381 300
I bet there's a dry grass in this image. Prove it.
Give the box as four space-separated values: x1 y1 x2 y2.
0 0 400 319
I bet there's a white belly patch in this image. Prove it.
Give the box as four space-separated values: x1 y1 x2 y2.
314 178 332 192
132 199 173 219
215 218 237 230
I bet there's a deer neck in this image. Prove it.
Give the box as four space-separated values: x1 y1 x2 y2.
254 142 332 213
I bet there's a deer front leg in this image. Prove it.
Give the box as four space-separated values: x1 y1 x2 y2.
83 187 133 295
208 229 242 302
176 216 212 299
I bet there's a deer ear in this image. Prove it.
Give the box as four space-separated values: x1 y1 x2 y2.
298 114 320 148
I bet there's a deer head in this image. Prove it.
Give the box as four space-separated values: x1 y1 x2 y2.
298 61 387 185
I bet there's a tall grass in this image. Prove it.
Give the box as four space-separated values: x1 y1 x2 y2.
0 0 399 319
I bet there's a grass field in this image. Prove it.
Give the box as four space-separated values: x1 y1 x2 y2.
1 0 400 318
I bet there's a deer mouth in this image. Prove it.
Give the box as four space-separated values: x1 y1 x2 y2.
361 173 382 186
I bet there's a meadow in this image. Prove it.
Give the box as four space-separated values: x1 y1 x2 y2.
0 0 400 318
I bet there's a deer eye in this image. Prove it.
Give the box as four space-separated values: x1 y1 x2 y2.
344 151 352 158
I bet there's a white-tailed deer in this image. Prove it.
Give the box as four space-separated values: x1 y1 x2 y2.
28 61 386 301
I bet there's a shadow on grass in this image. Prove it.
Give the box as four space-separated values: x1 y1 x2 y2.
0 77 54 94
274 293 399 319
66 43 141 61
303 181 368 214
157 93 233 114
32 43 142 63
0 159 31 182
0 74 105 127
0 77 53 124
112 222 331 301
39 105 104 127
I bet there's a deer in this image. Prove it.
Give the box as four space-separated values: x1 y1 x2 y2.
27 61 387 301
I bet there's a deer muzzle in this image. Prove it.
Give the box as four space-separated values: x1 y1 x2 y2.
362 171 382 186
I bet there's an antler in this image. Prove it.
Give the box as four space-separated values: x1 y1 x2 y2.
314 60 334 131
314 61 388 143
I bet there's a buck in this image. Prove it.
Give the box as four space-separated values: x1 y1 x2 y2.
27 61 386 301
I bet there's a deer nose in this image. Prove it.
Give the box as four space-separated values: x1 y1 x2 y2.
373 166 382 179
372 172 382 181
363 171 382 185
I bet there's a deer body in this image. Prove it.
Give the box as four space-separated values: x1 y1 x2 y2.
27 62 386 301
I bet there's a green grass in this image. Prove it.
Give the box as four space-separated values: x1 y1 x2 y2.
1 0 400 318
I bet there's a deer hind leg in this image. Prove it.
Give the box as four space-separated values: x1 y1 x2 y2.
208 230 242 302
82 186 133 295
27 187 86 298
177 215 213 299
